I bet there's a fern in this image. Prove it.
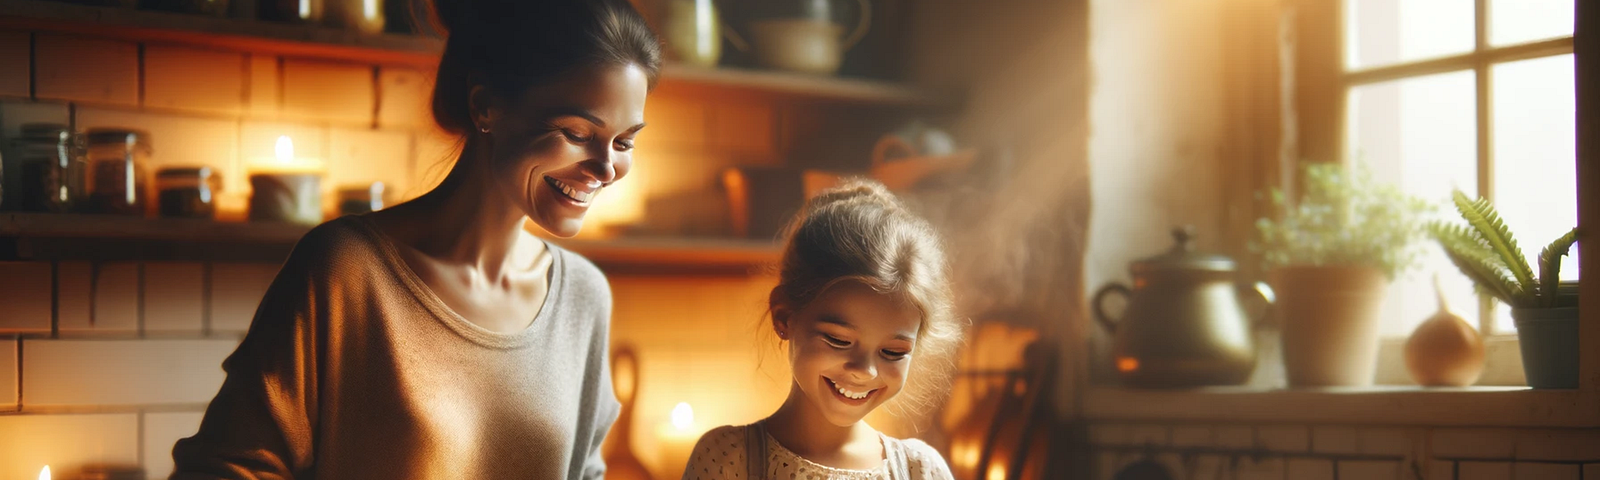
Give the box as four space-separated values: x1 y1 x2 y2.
1538 228 1578 308
1451 191 1537 299
1433 190 1578 309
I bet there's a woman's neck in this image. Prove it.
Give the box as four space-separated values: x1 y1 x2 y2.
392 140 539 279
764 383 880 461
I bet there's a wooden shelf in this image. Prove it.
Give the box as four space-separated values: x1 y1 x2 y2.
0 0 951 106
0 213 779 273
1084 386 1600 428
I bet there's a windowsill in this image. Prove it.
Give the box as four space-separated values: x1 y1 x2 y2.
1082 386 1600 428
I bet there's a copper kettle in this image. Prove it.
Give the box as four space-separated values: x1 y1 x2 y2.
1092 226 1274 388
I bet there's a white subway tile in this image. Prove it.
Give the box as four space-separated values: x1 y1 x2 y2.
1235 457 1284 480
1459 461 1512 480
282 59 374 126
1339 460 1400 479
1312 425 1358 454
142 411 204 480
326 127 413 207
247 54 280 118
1170 425 1214 447
1089 424 1129 446
0 101 70 141
0 31 28 98
1360 427 1425 456
142 45 246 115
142 262 204 333
709 100 776 156
1215 425 1254 448
55 261 92 331
641 94 707 150
33 34 139 106
1256 425 1309 453
1 339 15 407
91 262 140 332
1512 462 1577 479
1286 458 1334 480
1188 455 1227 480
75 108 241 194
1428 460 1457 480
0 413 139 480
1508 429 1600 462
377 67 433 129
0 261 52 333
209 262 280 332
21 339 236 406
1126 425 1167 446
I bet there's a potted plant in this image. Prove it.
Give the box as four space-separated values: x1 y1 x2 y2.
1431 190 1579 388
1252 163 1432 387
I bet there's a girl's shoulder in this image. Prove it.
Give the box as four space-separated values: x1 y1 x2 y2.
886 436 955 480
683 425 751 480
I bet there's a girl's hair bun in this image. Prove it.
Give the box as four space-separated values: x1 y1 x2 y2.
806 178 899 212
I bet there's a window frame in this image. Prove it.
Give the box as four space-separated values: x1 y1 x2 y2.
1337 0 1576 336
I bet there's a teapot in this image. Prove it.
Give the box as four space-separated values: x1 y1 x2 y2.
1092 226 1274 388
724 0 872 75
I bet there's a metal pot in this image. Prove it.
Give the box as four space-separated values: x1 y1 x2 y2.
1092 226 1274 388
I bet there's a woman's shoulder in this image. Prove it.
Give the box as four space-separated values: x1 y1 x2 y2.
281 216 389 274
544 241 611 298
888 436 955 480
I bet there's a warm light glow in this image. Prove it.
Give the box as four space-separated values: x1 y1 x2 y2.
954 440 980 469
298 0 310 19
275 136 294 163
1116 357 1140 373
986 462 1008 480
670 402 694 431
39 466 50 480
364 0 378 20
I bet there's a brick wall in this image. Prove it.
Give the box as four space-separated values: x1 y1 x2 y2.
0 26 812 480
1088 422 1600 480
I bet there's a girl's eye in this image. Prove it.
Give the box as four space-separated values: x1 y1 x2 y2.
614 138 636 151
881 349 909 360
821 334 851 348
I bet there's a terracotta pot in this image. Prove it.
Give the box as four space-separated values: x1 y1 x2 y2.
1273 265 1389 387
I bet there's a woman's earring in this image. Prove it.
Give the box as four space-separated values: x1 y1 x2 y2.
478 125 491 134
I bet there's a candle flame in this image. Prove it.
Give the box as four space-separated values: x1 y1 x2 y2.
275 136 294 163
39 466 50 480
670 402 693 431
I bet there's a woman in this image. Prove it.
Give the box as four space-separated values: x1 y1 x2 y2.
171 0 660 478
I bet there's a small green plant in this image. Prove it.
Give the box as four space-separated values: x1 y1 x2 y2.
1429 190 1577 309
1251 162 1434 279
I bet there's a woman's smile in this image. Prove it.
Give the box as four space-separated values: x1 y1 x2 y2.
543 175 598 205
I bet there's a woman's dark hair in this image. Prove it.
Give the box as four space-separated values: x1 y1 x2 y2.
428 0 662 135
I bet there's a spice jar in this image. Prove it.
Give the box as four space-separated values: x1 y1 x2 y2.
85 128 152 216
6 123 85 213
337 181 386 215
156 166 221 219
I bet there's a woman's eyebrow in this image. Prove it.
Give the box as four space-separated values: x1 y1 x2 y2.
540 107 607 127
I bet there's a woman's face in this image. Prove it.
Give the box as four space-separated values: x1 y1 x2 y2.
483 63 650 237
780 281 922 427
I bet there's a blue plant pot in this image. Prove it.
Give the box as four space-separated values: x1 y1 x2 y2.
1512 306 1580 389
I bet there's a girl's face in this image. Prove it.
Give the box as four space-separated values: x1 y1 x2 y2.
780 281 922 427
482 63 650 237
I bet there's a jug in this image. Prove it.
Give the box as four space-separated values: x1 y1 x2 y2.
725 0 872 75
1092 226 1274 388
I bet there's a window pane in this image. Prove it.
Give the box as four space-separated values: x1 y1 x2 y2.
1346 0 1474 69
1490 0 1574 46
1347 70 1480 337
1492 54 1579 332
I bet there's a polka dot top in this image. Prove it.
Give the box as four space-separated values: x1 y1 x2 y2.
680 422 954 480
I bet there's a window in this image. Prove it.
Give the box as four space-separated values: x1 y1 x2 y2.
1343 0 1576 337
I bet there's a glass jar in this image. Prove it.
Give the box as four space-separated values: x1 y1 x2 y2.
156 166 221 219
6 123 85 213
337 181 385 215
85 128 152 216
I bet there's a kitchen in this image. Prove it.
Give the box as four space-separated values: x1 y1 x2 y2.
0 0 1596 479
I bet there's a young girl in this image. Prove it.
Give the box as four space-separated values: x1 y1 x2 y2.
683 180 962 479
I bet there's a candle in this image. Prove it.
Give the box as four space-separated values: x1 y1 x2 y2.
38 466 49 480
655 402 700 480
249 136 325 226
